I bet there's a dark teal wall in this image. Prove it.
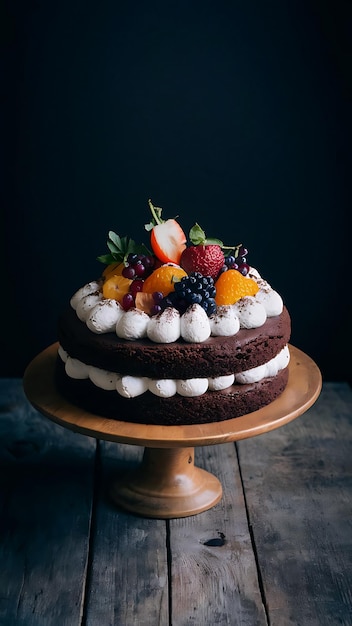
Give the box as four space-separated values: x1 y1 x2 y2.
3 1 351 381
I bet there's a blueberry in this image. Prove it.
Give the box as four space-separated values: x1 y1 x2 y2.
207 299 217 315
189 293 201 304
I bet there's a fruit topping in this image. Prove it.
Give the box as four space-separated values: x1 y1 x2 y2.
134 292 156 315
96 200 255 317
181 244 224 280
102 275 133 303
224 245 250 276
215 269 259 306
142 265 187 297
102 262 125 280
160 272 217 317
145 199 187 264
180 223 225 279
121 252 155 279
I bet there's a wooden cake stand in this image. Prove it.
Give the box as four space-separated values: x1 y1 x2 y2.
23 344 321 519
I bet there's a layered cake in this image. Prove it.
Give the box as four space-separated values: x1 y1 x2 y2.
56 201 291 425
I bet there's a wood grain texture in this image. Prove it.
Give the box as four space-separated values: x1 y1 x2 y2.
0 379 95 626
169 443 267 625
237 382 352 626
110 447 222 518
84 441 169 626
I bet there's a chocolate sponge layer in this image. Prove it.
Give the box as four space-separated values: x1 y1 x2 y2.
55 357 289 425
58 306 291 379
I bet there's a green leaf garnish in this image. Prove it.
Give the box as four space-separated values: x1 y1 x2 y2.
97 231 150 265
96 253 116 264
108 231 123 250
188 223 242 255
189 223 223 246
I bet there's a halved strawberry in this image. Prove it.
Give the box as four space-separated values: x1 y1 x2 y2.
145 200 187 264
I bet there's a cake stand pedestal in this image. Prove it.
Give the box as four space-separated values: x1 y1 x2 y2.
23 344 321 519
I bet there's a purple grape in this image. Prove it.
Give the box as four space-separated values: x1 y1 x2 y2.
134 262 145 277
151 304 162 316
239 263 250 276
130 280 144 297
122 293 134 310
122 266 136 279
152 291 164 303
127 253 138 264
143 256 154 269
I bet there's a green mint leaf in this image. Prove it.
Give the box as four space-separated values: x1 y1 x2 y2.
205 237 224 246
108 231 122 249
121 235 129 246
98 227 152 267
97 253 116 264
189 223 207 245
107 240 119 254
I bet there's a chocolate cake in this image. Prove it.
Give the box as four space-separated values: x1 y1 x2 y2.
55 200 292 425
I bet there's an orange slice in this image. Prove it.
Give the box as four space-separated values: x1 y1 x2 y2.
215 269 259 305
142 265 187 296
102 275 132 302
102 262 125 280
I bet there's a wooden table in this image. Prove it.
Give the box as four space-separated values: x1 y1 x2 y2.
1 379 351 625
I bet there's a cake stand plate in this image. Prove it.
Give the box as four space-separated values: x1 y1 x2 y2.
23 344 321 518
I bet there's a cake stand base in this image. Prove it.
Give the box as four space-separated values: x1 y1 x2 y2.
23 344 322 519
110 447 222 518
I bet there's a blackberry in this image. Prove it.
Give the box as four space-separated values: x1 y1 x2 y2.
166 272 217 317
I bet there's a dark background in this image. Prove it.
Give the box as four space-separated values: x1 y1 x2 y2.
2 1 351 382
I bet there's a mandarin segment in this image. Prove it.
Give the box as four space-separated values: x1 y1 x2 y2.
102 262 125 280
215 269 259 305
142 265 187 296
102 275 132 302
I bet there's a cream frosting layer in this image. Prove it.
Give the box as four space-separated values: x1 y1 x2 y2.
58 344 290 399
69 267 284 344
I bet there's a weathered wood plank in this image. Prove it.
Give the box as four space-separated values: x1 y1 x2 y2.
237 382 352 626
85 441 169 626
169 442 267 626
0 379 95 626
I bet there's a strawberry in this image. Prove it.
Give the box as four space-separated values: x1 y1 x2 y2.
180 223 225 279
145 199 187 264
